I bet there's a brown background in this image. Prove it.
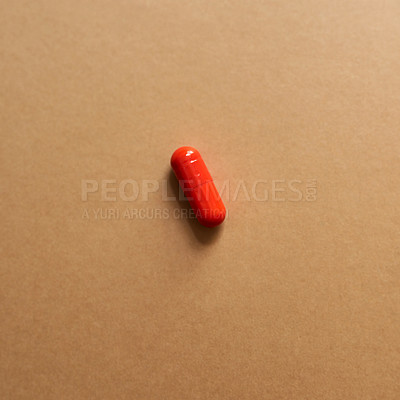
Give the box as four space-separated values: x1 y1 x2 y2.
1 0 400 399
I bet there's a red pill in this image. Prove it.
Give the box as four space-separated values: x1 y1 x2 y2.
171 146 226 228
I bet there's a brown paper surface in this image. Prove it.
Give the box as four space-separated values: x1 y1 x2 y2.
1 1 399 398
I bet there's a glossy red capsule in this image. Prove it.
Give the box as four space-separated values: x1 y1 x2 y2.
171 146 226 228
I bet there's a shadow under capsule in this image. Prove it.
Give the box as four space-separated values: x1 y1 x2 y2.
167 169 223 245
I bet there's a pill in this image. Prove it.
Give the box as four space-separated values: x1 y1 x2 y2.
171 146 226 228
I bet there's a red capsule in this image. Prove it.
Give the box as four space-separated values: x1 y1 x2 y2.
171 146 226 228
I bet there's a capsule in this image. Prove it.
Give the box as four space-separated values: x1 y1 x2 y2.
171 146 226 228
